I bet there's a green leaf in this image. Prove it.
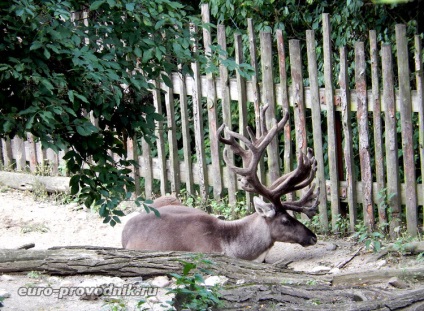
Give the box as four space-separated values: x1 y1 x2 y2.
125 3 135 11
68 90 75 103
74 93 89 103
30 41 43 51
90 0 105 10
43 48 51 59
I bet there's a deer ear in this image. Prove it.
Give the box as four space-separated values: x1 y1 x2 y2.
253 197 276 218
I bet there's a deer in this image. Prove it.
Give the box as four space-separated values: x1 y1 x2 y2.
122 105 320 261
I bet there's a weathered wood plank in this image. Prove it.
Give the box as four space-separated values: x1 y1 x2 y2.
289 40 307 155
218 24 236 207
165 73 423 114
382 45 401 237
164 80 180 194
126 137 140 197
190 22 208 199
306 30 329 231
248 19 265 184
1 138 13 169
152 80 167 195
13 137 26 171
414 35 424 230
339 46 357 232
202 4 221 203
141 138 153 199
276 29 293 203
370 30 386 226
355 41 374 231
26 133 37 173
234 32 252 210
260 31 279 184
289 39 308 219
178 73 194 195
396 24 418 236
322 13 341 231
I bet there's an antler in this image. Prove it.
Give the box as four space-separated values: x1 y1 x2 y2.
217 105 319 218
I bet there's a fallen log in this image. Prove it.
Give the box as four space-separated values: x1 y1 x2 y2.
0 171 70 193
0 246 325 285
1 247 424 310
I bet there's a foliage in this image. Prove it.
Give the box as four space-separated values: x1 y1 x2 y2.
179 189 248 219
0 0 209 224
102 298 128 311
166 254 223 311
353 221 385 252
205 0 420 88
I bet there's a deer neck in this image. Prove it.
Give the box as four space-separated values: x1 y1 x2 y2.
219 213 274 261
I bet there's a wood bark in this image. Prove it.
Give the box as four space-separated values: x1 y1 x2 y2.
1 247 423 310
0 171 70 193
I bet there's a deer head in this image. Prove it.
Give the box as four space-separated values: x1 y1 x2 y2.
217 105 319 246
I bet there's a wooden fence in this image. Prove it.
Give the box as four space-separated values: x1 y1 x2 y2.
1 4 423 236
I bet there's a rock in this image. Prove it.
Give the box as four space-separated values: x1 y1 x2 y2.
236 279 246 285
0 289 11 298
310 266 331 273
97 276 125 287
47 276 60 284
330 268 341 274
203 275 228 287
0 274 14 282
388 277 408 289
150 276 171 288
325 243 338 251
376 260 387 269
59 279 74 287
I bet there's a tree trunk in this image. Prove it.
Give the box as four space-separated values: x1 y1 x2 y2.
1 247 423 310
0 171 70 193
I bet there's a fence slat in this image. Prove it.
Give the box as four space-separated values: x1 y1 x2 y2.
289 39 308 219
415 35 424 230
190 23 208 200
381 44 401 237
339 46 358 232
355 41 374 231
13 137 26 171
260 31 279 184
1 138 13 169
370 30 386 226
164 81 180 194
276 29 293 203
396 24 418 236
289 40 307 154
26 133 37 173
218 24 237 206
306 30 329 231
152 80 167 195
234 32 252 210
202 4 222 202
179 73 194 195
322 13 341 230
141 138 153 199
248 19 265 183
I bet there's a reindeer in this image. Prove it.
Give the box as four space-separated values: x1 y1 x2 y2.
122 106 320 261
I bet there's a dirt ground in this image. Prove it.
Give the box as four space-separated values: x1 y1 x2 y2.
0 187 423 310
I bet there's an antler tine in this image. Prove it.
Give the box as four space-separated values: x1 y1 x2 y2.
268 148 317 195
218 108 319 218
281 184 320 218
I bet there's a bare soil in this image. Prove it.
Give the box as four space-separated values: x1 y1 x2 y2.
0 187 422 310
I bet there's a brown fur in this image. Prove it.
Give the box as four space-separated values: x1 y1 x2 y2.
121 197 317 261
